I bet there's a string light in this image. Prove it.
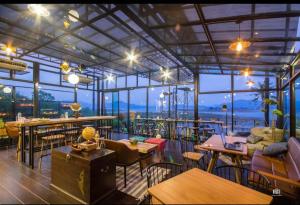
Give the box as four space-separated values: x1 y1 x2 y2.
28 4 50 17
161 68 171 80
246 79 255 87
125 50 139 66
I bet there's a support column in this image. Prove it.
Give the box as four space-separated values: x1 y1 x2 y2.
290 66 295 137
264 73 270 126
194 72 199 129
74 84 78 103
33 62 39 118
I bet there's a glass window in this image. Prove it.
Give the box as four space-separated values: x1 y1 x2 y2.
117 76 126 88
40 70 60 85
77 89 95 116
283 87 290 139
199 93 232 133
138 74 149 87
127 75 137 87
119 90 128 133
295 78 300 138
177 85 194 119
200 74 231 92
15 87 33 118
104 92 112 115
0 86 13 121
233 92 264 132
107 78 116 89
149 86 169 118
234 75 266 91
129 88 146 133
150 71 162 86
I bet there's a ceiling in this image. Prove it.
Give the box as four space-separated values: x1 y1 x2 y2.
0 4 299 79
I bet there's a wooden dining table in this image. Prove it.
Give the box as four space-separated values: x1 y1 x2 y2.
117 139 157 154
194 134 247 172
148 168 273 204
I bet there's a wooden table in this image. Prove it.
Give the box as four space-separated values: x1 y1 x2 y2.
194 134 247 180
7 116 117 169
118 139 157 154
148 168 272 204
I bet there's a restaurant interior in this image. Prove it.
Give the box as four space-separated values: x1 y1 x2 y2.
0 3 299 205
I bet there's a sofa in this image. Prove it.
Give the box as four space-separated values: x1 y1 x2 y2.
247 127 284 157
251 137 300 198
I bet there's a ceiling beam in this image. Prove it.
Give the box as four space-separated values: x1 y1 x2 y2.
166 37 300 46
178 52 297 57
149 11 300 30
194 4 223 74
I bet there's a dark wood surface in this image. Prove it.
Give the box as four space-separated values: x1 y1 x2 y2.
51 146 116 204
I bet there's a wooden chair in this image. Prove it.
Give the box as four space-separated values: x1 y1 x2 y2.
214 165 271 194
180 130 205 170
38 124 66 169
146 162 183 188
5 122 22 161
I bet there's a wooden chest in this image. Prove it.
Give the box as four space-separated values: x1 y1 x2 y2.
51 146 116 204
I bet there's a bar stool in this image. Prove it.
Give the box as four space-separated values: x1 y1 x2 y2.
98 126 112 139
39 124 66 169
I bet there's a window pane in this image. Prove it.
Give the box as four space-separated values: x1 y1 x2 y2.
149 86 169 118
40 70 60 85
129 88 146 133
177 85 194 119
119 90 128 133
104 92 112 115
233 92 264 132
234 75 266 90
200 74 231 92
16 87 33 118
295 78 300 138
138 74 149 87
127 75 137 87
283 87 290 139
77 89 95 116
117 76 126 88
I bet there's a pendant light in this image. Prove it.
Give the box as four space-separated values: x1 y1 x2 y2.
229 22 251 52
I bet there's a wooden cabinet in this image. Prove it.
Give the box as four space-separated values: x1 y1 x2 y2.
51 146 116 204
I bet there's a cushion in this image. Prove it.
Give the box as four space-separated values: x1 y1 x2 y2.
145 138 167 151
251 127 284 142
262 142 288 156
247 135 263 144
129 136 147 142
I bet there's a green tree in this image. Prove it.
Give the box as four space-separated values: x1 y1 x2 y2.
39 90 55 101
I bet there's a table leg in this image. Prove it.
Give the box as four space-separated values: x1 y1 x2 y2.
207 151 219 173
21 127 25 163
231 155 242 184
29 126 34 169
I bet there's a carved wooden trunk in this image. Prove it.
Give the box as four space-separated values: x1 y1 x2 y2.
51 146 116 204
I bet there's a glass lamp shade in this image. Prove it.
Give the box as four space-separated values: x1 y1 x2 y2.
229 38 251 52
68 73 79 84
3 86 12 94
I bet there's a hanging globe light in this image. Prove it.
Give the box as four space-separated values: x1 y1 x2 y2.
3 86 12 94
68 73 79 84
60 61 71 74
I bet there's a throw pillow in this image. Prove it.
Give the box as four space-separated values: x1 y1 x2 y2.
247 135 263 144
262 142 288 156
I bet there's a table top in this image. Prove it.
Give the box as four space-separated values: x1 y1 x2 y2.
118 139 157 154
6 116 117 127
148 168 272 204
194 135 247 156
53 146 115 162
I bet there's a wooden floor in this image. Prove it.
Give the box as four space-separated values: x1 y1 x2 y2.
0 133 237 204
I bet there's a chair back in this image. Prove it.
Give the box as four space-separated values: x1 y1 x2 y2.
103 139 140 165
5 123 20 139
146 162 182 188
180 134 197 154
214 165 271 194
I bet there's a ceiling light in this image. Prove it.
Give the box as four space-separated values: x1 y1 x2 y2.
255 53 260 58
229 38 250 52
68 10 79 22
254 32 259 35
229 22 251 52
246 79 255 87
60 61 71 74
175 23 181 32
28 4 50 17
243 68 251 77
68 73 79 84
63 20 71 29
105 74 115 82
1 45 16 55
125 50 139 65
161 69 171 80
3 86 11 94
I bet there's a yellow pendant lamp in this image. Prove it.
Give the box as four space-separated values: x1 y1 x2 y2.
229 22 251 52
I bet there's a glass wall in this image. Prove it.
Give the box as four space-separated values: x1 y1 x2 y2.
119 90 128 133
295 77 300 138
283 87 290 139
77 89 95 116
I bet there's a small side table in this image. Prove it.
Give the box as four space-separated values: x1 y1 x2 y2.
144 138 167 161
